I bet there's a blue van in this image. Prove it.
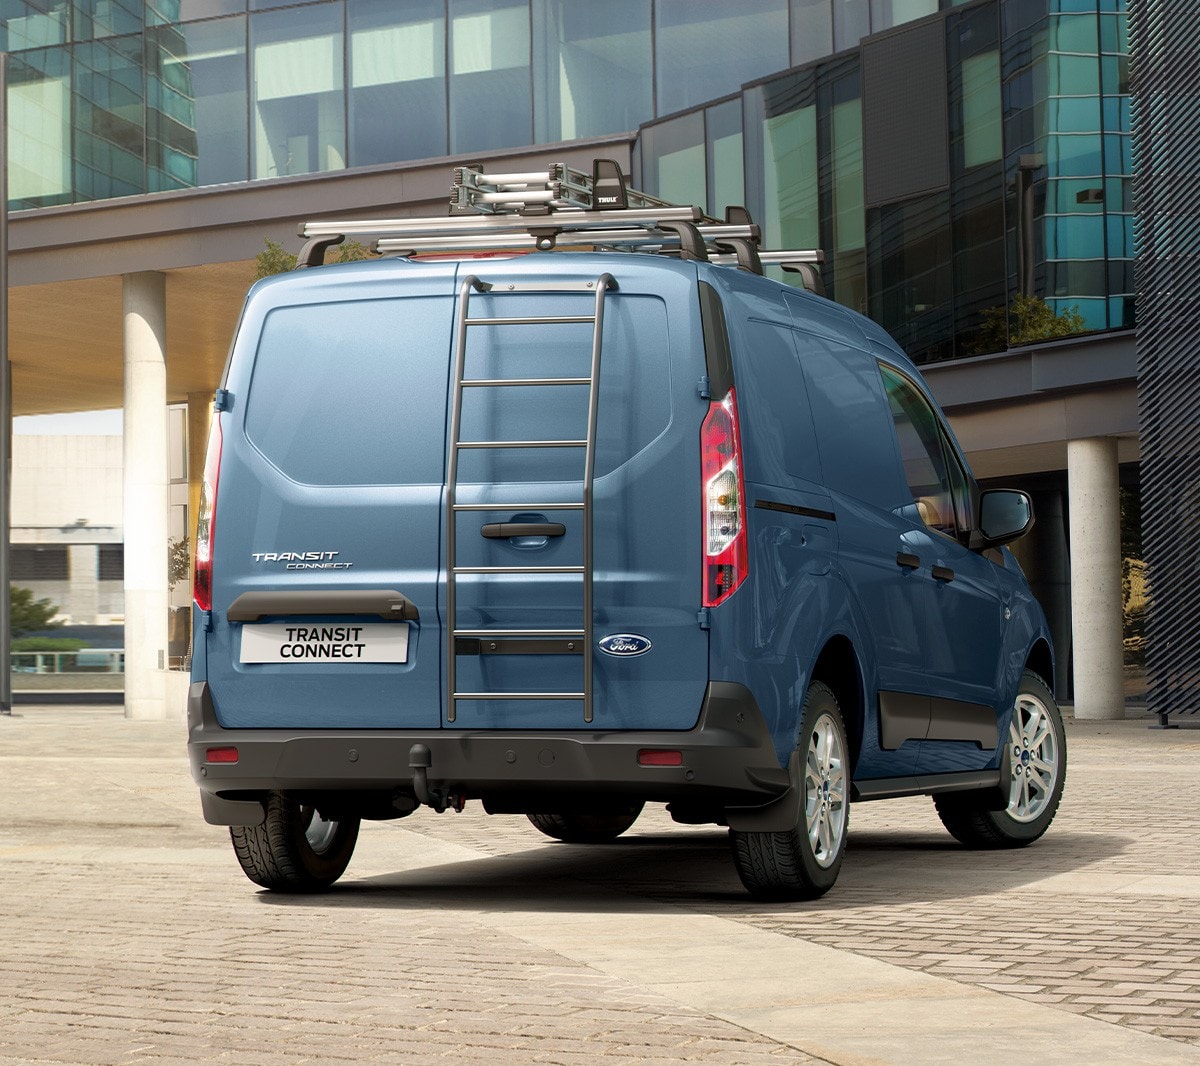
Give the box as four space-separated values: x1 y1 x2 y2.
188 162 1064 899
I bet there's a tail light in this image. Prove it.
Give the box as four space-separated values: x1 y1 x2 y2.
193 414 223 611
701 388 748 607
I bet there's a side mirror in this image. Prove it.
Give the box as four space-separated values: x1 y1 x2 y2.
974 489 1034 549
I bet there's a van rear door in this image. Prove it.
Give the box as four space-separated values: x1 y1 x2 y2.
203 265 452 730
443 256 709 732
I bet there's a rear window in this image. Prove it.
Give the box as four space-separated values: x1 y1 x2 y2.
244 296 450 486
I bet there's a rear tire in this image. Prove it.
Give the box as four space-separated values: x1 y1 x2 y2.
230 790 360 892
527 804 644 843
934 671 1066 848
730 681 849 901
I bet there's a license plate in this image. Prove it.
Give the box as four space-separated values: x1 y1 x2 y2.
240 623 409 664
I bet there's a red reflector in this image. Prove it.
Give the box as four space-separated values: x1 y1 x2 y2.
206 747 239 764
638 749 683 767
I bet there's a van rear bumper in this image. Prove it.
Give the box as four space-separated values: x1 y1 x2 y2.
187 680 790 826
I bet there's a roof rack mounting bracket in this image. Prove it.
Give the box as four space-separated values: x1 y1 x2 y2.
296 234 345 269
658 220 708 262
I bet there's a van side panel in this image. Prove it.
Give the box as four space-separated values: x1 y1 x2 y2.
701 271 841 766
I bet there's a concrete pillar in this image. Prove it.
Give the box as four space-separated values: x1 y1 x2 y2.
67 544 100 626
1067 437 1125 719
123 272 170 720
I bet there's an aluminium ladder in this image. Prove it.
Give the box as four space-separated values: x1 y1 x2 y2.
445 272 616 724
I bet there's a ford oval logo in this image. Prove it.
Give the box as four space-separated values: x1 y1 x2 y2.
598 634 653 657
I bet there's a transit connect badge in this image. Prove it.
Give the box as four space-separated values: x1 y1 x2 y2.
597 634 653 657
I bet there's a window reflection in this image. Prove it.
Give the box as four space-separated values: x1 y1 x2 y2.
449 0 531 153
348 0 446 166
533 0 651 143
6 46 72 208
250 4 344 180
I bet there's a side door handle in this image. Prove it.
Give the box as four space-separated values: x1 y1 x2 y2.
932 565 955 582
896 551 921 571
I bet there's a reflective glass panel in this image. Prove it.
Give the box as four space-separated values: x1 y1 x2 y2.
74 0 142 41
74 35 146 201
532 0 651 143
962 51 1001 167
348 0 447 165
639 111 705 208
707 99 744 217
791 0 833 67
448 0 531 153
5 46 72 209
870 0 937 33
759 81 818 249
833 0 870 51
250 4 345 180
147 17 248 191
147 1 246 24
655 0 787 118
1 1 69 49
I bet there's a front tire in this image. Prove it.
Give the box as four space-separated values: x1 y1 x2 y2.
934 671 1066 848
527 804 644 843
730 681 849 901
230 790 360 892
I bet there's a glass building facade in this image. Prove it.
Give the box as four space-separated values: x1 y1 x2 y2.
2 0 1131 364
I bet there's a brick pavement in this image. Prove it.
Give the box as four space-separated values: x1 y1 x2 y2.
1 705 1198 1063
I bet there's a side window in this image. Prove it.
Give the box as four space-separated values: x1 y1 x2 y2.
879 364 970 538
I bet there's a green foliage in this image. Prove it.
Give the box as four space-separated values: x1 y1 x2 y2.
253 237 375 280
169 536 190 590
975 295 1087 354
12 636 87 652
10 585 63 639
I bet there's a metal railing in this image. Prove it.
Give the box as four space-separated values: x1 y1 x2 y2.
11 650 125 674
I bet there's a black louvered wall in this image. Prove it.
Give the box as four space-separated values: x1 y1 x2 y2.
1132 0 1200 718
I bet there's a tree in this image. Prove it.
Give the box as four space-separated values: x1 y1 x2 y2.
10 585 63 639
169 536 190 590
974 295 1087 354
253 237 374 280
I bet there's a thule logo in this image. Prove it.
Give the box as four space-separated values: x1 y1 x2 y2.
598 634 652 657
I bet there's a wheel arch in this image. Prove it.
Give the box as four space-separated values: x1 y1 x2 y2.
810 634 864 770
1025 639 1055 695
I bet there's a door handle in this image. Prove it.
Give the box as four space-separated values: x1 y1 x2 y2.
896 551 921 570
481 522 566 539
932 565 955 582
227 589 418 621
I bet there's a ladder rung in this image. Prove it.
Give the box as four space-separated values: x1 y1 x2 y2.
467 315 595 326
454 692 585 701
462 377 591 388
456 439 586 449
453 566 584 575
452 502 585 511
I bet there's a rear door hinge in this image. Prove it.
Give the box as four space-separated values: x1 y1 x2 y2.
697 376 712 400
697 608 711 630
212 388 231 412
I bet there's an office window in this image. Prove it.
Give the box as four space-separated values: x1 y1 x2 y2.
655 0 787 119
449 0 531 154
755 73 819 250
349 0 447 165
833 0 870 52
147 17 248 191
533 0 651 143
5 46 72 209
11 546 69 581
251 4 345 180
870 0 937 34
99 545 125 581
147 1 246 23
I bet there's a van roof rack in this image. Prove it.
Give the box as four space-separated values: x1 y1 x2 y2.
297 159 825 292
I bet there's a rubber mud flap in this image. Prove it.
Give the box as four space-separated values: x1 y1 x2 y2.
725 750 803 832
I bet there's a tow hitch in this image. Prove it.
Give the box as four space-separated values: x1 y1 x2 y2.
408 744 465 813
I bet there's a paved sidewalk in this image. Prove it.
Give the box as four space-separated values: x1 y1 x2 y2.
1 705 1198 1064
